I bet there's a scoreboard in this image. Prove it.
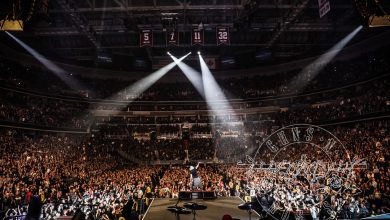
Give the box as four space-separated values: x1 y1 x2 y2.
139 26 231 47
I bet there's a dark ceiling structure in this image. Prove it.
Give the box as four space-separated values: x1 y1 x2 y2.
1 0 389 70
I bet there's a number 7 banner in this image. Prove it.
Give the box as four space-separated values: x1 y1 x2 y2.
166 29 179 46
216 27 230 46
140 29 153 47
191 28 204 46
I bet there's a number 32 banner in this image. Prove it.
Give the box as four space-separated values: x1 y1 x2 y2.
216 27 230 46
140 29 153 47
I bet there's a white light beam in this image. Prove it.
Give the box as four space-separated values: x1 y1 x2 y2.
91 52 191 111
287 25 363 93
199 54 237 122
5 31 85 91
169 54 205 98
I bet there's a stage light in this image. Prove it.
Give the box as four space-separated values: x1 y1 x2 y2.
5 31 85 91
197 51 201 55
287 25 363 93
167 51 171 55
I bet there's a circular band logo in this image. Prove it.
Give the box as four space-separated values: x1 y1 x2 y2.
237 124 366 220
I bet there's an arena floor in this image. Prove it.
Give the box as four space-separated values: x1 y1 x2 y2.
143 197 259 220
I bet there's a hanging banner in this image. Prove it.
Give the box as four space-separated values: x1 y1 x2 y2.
166 29 179 46
216 27 230 45
191 28 204 45
140 29 153 47
318 0 331 18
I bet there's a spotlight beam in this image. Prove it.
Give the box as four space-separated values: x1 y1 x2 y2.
287 25 363 93
5 31 85 91
123 52 190 102
199 54 237 121
91 52 191 111
169 54 205 98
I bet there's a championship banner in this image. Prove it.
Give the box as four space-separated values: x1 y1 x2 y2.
216 27 230 45
318 0 330 18
166 29 179 46
191 28 204 45
140 29 153 47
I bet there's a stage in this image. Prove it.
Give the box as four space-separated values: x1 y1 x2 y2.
143 197 259 220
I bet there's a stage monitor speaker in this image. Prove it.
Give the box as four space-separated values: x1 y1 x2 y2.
56 217 73 220
179 191 217 200
203 191 217 199
179 191 192 200
192 192 199 199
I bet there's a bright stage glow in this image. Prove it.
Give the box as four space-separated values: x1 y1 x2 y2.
169 54 205 98
5 31 85 91
287 25 363 93
198 54 237 122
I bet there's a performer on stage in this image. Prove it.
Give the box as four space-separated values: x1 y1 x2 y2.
189 162 201 190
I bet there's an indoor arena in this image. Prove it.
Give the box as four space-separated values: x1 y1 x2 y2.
0 0 389 219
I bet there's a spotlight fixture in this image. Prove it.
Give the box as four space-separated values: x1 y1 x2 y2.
167 51 171 56
197 51 201 55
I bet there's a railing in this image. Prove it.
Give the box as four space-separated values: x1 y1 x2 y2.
112 112 390 164
115 147 142 164
3 215 26 220
0 72 388 105
0 120 88 134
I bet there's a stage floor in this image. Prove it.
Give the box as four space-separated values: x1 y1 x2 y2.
143 197 259 220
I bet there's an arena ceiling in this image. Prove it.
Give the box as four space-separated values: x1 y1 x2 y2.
1 0 389 69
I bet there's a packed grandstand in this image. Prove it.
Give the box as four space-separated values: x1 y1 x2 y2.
0 43 389 220
1 0 390 219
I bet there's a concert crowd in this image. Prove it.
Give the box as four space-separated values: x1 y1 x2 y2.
1 119 389 220
0 41 389 220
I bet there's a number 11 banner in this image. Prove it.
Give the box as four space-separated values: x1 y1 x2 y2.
216 27 230 46
191 28 204 46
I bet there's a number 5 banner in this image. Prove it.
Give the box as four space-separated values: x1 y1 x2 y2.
191 28 204 46
216 27 230 46
166 29 179 46
140 29 153 47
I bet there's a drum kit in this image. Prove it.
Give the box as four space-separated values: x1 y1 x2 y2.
167 202 207 220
